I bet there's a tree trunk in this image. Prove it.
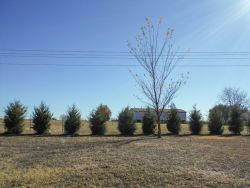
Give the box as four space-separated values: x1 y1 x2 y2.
157 114 161 138
157 122 161 138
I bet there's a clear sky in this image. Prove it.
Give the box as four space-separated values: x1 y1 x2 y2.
0 0 250 119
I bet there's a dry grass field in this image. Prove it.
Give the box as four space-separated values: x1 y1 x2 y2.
0 120 249 187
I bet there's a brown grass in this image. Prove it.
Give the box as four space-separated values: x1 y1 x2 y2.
0 120 249 187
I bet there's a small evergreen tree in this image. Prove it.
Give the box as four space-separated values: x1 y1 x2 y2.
142 108 156 135
228 105 243 135
208 107 224 135
189 105 203 135
32 102 53 135
118 107 136 136
64 105 81 135
212 104 231 124
246 119 250 135
89 104 111 135
4 100 27 134
166 106 181 135
97 104 111 121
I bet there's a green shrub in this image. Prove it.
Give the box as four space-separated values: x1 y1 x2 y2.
89 104 111 135
189 106 203 135
64 105 81 135
118 107 136 136
212 104 231 124
208 107 224 135
4 100 27 134
142 108 156 135
228 105 244 135
166 108 181 135
97 104 111 121
246 119 250 135
32 102 53 135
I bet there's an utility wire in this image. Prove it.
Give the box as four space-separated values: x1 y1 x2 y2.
1 49 250 68
1 53 250 60
1 55 250 60
1 48 250 54
1 49 250 59
0 62 250 68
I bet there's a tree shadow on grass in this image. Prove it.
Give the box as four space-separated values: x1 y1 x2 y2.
0 132 81 137
0 132 150 138
161 133 211 137
105 136 158 147
0 132 248 138
161 132 250 137
0 132 35 137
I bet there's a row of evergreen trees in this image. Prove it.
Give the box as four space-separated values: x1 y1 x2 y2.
166 105 248 135
2 101 136 135
2 100 250 136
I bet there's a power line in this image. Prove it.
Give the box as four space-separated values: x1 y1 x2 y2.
1 49 250 61
1 62 250 68
1 49 250 68
1 48 250 54
1 53 250 60
0 52 250 57
1 55 250 60
2 52 250 56
0 55 250 60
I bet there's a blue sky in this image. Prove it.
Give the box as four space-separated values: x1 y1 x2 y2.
0 0 250 119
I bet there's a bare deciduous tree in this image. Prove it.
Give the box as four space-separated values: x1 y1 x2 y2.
128 17 188 138
219 87 250 109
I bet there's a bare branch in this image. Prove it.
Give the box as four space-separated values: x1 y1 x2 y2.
128 18 188 137
219 87 250 109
